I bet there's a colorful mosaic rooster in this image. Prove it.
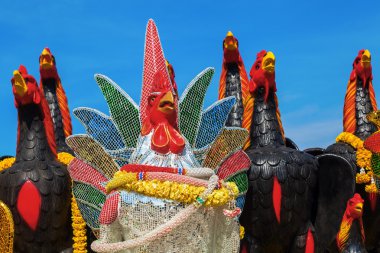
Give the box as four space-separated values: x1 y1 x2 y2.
67 19 249 252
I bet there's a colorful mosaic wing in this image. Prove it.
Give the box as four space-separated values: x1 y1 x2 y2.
68 158 108 234
94 74 140 148
0 201 14 253
66 134 119 180
73 107 125 151
216 150 250 210
108 148 135 167
194 97 236 149
202 127 249 170
179 68 214 146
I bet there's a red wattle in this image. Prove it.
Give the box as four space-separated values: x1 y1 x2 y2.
305 228 315 253
151 124 170 154
17 180 41 231
272 176 281 223
168 127 185 154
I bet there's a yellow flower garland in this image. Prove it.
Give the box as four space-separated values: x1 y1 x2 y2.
239 226 245 240
336 132 378 193
57 152 88 253
0 157 16 172
107 171 239 207
0 153 88 252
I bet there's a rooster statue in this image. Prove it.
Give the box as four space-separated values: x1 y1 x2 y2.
0 66 72 252
39 47 73 154
335 193 366 253
218 31 251 130
218 32 298 150
67 19 250 252
325 49 380 252
237 50 355 253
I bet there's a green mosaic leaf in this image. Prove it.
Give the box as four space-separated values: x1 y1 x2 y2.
73 182 106 229
179 68 214 146
371 153 380 176
95 74 141 148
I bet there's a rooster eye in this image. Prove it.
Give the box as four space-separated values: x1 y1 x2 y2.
256 64 260 70
151 97 155 102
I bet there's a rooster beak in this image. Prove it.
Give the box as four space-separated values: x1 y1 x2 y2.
224 31 237 50
354 202 363 213
159 91 175 114
362 49 371 68
262 51 275 73
40 48 54 69
13 70 28 97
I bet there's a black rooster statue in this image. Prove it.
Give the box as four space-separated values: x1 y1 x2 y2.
238 50 355 253
0 65 72 253
39 48 73 154
325 49 380 253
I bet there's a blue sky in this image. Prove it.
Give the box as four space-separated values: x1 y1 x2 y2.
1 0 380 155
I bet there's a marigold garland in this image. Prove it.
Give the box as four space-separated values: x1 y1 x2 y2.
336 132 378 194
57 152 88 253
0 157 15 172
107 171 239 207
239 226 245 239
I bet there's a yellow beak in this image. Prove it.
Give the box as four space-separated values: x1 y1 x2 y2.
262 51 275 73
362 49 371 68
13 70 28 97
355 202 363 212
40 48 54 69
224 31 238 50
159 91 175 113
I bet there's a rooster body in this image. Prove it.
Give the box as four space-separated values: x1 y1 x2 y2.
237 50 355 253
0 66 72 253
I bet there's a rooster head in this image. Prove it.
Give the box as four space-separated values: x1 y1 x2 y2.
140 20 185 154
146 71 178 128
39 47 58 80
351 49 372 87
249 50 276 102
346 193 364 219
223 31 240 63
12 65 41 107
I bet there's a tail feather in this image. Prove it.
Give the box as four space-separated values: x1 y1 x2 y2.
73 107 125 151
66 134 119 180
179 68 214 146
195 97 236 149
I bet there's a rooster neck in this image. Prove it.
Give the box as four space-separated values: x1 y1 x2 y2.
41 78 69 152
355 78 377 140
16 104 55 162
249 87 284 148
344 218 366 251
225 62 243 127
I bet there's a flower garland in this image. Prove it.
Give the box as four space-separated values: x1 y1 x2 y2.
107 171 239 207
0 157 16 172
336 132 378 193
57 152 87 253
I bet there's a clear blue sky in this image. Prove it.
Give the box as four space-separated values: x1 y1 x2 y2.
1 0 380 155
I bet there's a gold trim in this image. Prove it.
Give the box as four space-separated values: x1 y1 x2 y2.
0 201 14 253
